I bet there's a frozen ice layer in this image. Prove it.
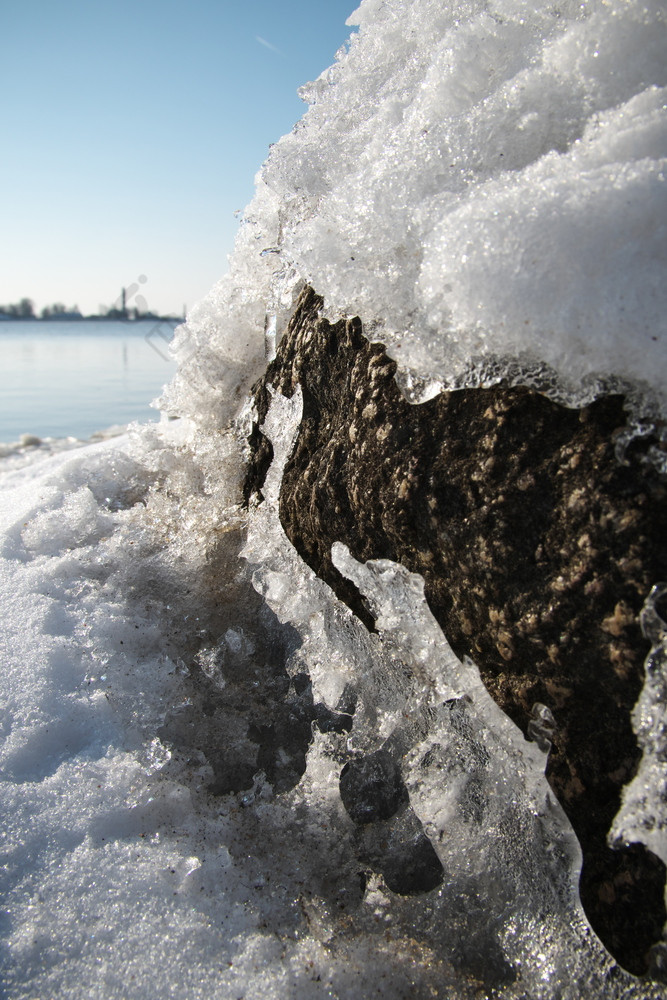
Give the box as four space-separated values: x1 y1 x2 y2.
611 585 667 869
2 404 664 997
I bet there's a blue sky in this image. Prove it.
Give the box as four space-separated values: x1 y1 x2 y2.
1 0 357 316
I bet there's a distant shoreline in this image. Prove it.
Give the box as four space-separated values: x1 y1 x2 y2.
0 314 183 324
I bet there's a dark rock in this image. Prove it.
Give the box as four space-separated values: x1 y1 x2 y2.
374 831 445 895
366 830 444 896
342 752 445 896
245 286 667 975
339 750 408 824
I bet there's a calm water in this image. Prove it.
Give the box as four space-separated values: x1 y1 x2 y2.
0 319 180 442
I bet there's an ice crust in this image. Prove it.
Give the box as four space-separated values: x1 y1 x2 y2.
611 585 667 870
1 408 664 997
166 0 667 414
2 0 667 997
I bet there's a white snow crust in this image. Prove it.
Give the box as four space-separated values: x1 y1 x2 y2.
166 0 667 413
2 1 667 998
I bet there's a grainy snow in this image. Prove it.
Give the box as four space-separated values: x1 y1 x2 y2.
167 0 667 415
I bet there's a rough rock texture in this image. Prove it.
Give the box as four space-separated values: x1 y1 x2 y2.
244 286 667 976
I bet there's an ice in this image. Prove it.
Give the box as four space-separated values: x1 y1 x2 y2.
169 0 666 412
236 388 664 996
611 585 667 869
2 0 667 996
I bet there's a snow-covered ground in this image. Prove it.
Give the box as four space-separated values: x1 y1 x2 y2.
1 1 666 997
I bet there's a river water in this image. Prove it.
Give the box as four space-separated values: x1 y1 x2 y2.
0 319 179 442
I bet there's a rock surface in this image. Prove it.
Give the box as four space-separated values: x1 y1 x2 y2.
245 286 667 976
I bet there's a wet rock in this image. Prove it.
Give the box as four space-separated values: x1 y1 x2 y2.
245 286 667 975
369 831 445 896
340 749 444 896
339 750 408 824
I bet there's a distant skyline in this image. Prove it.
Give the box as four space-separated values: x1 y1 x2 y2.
1 0 357 317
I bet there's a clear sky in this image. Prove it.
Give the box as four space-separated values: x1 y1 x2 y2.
1 0 357 317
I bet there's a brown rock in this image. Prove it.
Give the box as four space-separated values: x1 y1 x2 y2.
244 286 667 975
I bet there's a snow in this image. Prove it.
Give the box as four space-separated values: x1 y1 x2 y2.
166 0 667 414
2 1 667 997
270 0 667 405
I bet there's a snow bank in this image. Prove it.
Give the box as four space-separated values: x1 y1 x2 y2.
167 0 667 413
